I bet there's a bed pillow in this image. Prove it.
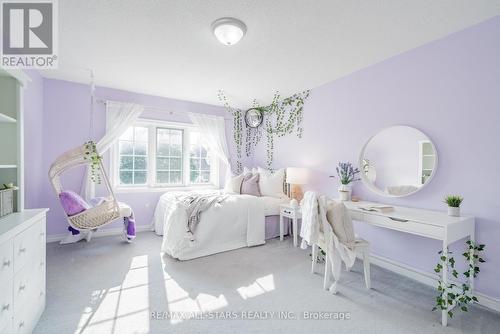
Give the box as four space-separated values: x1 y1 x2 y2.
223 173 244 194
326 200 355 245
59 190 90 216
257 167 285 198
240 173 261 196
243 166 258 175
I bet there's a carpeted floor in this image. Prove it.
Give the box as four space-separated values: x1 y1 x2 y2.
34 232 500 334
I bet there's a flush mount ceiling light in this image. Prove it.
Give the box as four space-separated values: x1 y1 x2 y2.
211 17 247 46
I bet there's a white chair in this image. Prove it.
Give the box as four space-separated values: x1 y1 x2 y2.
310 203 371 290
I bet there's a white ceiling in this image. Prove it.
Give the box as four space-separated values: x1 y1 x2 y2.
41 0 500 108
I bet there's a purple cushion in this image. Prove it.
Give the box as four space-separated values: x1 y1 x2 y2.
59 191 90 216
240 173 261 196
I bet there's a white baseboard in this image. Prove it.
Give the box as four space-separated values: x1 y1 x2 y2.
365 253 500 314
46 225 154 243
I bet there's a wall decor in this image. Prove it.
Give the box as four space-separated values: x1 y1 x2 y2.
218 90 310 170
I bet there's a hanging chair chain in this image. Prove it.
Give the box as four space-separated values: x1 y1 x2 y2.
89 69 96 140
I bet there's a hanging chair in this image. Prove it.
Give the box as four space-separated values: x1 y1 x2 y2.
48 144 121 231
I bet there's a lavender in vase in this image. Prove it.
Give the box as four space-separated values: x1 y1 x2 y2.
331 162 361 201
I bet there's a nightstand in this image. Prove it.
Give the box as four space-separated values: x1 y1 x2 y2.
279 204 302 247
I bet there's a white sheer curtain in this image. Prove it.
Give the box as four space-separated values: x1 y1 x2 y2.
82 101 144 200
188 112 231 183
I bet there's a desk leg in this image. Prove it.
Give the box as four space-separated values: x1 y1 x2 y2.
279 215 284 241
441 241 448 327
293 218 298 247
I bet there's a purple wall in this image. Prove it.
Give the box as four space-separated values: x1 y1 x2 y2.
252 17 500 298
25 78 232 237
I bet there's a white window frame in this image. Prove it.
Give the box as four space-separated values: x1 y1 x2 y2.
110 118 219 193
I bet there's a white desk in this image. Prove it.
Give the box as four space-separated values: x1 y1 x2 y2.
344 201 475 327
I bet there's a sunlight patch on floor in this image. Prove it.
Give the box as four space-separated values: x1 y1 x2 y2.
75 255 151 334
236 274 275 300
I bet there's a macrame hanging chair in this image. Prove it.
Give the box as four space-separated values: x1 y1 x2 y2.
48 145 121 231
48 70 129 236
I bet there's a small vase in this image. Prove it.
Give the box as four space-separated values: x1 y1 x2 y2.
448 206 460 217
338 184 351 201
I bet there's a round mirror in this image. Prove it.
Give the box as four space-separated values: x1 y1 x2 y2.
359 125 438 197
245 108 263 128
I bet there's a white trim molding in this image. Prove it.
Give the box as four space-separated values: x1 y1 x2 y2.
46 224 154 243
364 253 500 314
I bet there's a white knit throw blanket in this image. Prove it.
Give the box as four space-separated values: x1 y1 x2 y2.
300 191 356 293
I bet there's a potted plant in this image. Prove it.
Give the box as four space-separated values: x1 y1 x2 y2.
331 162 361 201
444 195 463 217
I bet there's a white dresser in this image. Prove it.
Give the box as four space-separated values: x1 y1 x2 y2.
0 209 48 334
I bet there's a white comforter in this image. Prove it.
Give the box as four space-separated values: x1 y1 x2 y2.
154 191 265 260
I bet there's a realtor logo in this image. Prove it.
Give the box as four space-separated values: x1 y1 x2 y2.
1 0 58 68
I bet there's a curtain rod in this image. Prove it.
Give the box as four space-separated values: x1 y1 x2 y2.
96 98 232 121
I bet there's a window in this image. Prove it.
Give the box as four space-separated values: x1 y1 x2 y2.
113 119 218 190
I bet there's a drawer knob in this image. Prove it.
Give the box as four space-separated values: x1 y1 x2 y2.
40 261 45 266
40 232 45 237
388 217 409 223
19 284 26 291
19 321 24 328
2 260 10 267
1 303 9 311
19 247 26 254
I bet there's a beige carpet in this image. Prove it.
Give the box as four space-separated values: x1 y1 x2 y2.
34 232 500 334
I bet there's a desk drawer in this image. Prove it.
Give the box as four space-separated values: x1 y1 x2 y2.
13 219 45 273
363 214 444 240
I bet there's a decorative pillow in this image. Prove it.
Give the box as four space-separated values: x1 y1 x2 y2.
326 200 355 245
257 167 285 198
223 173 244 194
240 173 261 196
59 191 90 216
243 166 258 175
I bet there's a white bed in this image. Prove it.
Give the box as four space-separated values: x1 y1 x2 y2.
154 191 289 260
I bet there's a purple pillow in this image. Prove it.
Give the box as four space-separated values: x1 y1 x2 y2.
240 173 261 196
59 191 90 216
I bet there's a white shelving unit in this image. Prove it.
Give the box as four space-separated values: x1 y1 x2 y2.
419 140 436 185
0 69 29 212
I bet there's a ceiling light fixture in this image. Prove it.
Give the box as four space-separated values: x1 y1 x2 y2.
212 17 246 46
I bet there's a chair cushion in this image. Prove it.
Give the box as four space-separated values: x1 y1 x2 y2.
59 191 90 216
325 200 355 245
240 173 261 196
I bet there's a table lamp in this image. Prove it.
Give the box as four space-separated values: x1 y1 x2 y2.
286 167 308 202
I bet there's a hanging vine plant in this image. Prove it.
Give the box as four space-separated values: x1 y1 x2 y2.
84 140 103 184
218 90 310 170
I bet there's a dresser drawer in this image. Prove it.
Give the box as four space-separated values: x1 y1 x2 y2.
0 279 13 332
13 254 45 311
362 213 444 240
13 220 45 273
12 285 44 334
0 239 13 283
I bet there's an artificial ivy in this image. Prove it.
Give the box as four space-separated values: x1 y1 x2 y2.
433 240 485 318
84 140 103 184
218 90 310 170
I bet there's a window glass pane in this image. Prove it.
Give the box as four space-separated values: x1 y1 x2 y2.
157 171 169 183
170 171 182 184
155 128 184 185
156 157 169 170
190 171 199 183
120 156 133 170
170 158 182 170
200 171 210 183
120 171 133 184
134 171 147 184
118 126 148 185
134 156 147 170
134 126 148 142
201 157 210 170
200 146 208 158
119 141 133 155
134 142 147 155
190 158 200 170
